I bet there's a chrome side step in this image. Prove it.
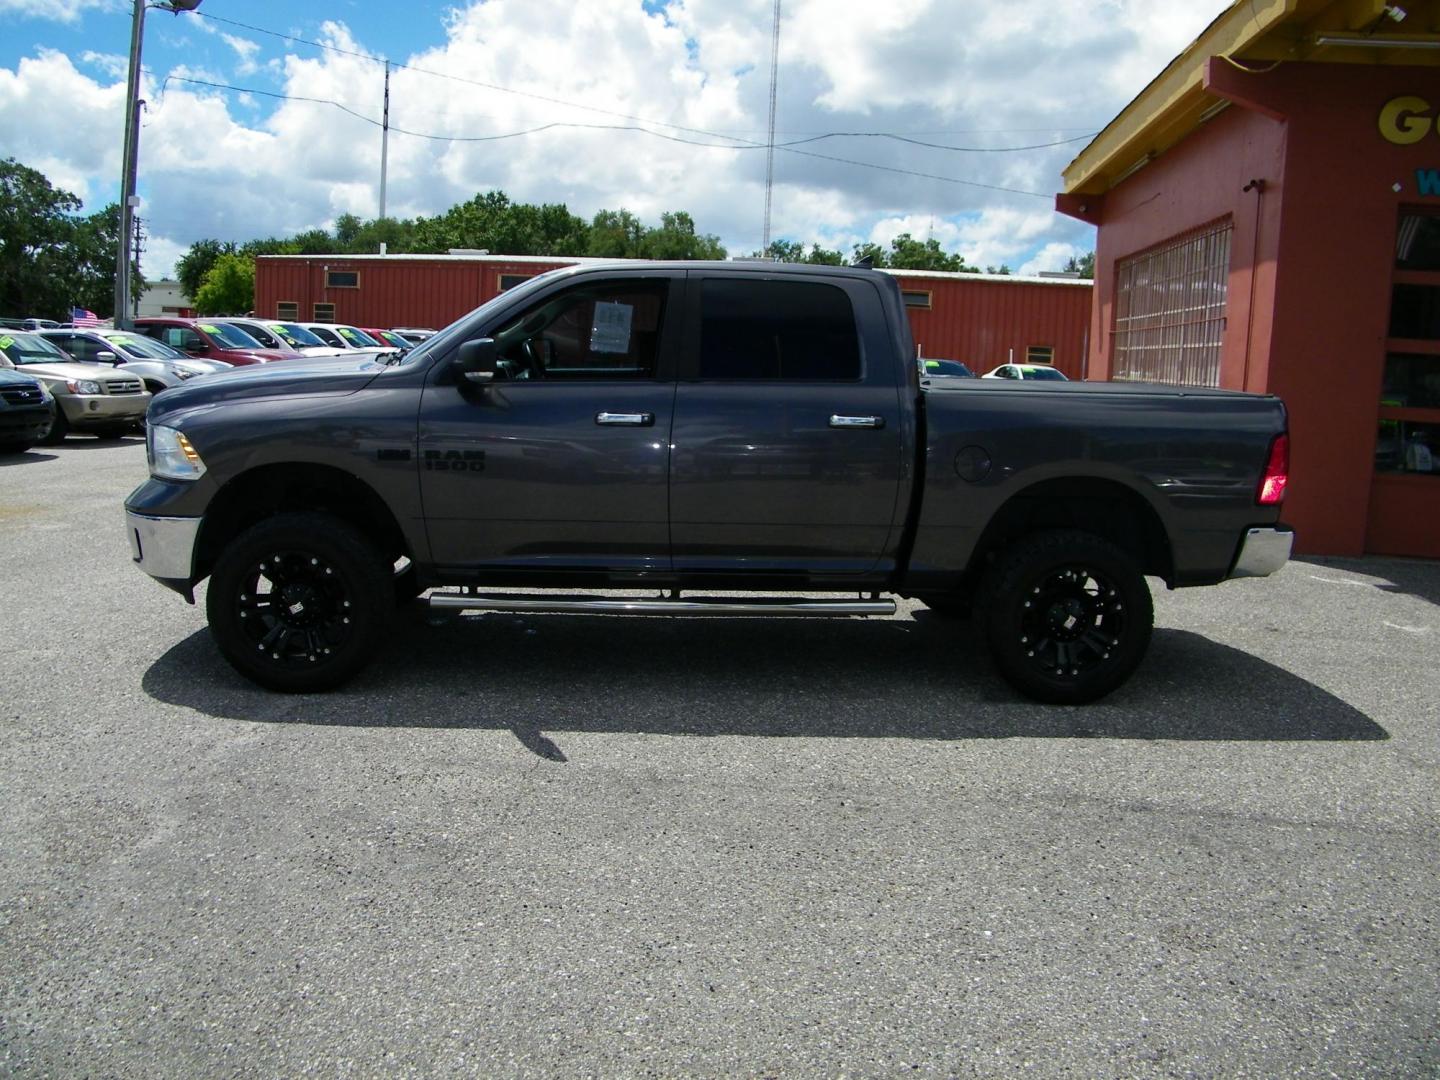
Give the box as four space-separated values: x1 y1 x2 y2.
427 593 896 617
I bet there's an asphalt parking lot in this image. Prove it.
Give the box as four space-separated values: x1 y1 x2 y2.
1 437 1437 1077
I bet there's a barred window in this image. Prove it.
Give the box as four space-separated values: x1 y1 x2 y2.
1113 221 1232 386
276 301 299 320
314 303 336 321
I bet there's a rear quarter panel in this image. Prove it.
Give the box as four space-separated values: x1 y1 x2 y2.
907 381 1287 587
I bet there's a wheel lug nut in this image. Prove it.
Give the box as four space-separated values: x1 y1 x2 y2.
311 558 319 566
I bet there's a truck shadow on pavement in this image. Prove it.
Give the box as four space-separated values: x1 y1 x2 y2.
142 606 1388 754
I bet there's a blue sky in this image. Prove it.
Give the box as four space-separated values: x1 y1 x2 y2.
0 0 1220 279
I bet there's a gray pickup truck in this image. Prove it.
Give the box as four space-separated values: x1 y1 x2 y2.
124 262 1291 703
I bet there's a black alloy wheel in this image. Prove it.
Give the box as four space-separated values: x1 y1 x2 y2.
983 529 1153 705
207 512 390 692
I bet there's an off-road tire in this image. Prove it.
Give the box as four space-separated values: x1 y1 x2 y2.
982 529 1153 705
206 512 391 692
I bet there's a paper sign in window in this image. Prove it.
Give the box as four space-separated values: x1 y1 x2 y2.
591 302 634 354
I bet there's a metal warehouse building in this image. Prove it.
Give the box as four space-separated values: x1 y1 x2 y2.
253 254 1094 379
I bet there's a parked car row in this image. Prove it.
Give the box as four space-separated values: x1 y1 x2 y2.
0 331 150 447
917 358 1071 381
0 317 437 454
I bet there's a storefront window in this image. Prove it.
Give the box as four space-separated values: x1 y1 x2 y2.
1396 214 1440 272
1382 352 1440 409
1379 210 1440 478
1376 417 1439 475
1112 220 1231 387
1388 284 1440 340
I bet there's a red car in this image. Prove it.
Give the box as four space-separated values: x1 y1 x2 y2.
134 317 292 367
362 328 413 351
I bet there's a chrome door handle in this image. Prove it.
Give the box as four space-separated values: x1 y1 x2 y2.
829 414 885 429
596 411 655 426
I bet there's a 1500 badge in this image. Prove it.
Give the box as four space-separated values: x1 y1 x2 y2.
422 449 486 472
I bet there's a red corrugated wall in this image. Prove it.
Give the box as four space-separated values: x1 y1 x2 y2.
900 275 1093 378
255 256 1092 375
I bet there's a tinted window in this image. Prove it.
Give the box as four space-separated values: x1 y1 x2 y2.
494 279 668 380
699 279 860 380
62 335 102 362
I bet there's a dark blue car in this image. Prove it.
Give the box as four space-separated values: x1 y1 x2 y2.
0 364 55 453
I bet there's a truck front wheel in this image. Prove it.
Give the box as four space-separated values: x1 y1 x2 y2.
206 512 391 692
982 529 1153 705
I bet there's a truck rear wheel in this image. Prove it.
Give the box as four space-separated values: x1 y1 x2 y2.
982 529 1153 705
206 512 390 692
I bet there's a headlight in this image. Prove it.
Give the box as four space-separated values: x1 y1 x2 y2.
67 379 102 394
148 425 207 480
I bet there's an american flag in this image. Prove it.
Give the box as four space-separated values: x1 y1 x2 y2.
72 308 102 328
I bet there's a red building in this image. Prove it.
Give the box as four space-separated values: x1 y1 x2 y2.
1058 0 1440 558
253 254 1093 379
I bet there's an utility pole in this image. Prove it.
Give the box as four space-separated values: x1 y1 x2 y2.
113 0 147 330
132 215 145 318
379 59 391 224
761 0 781 255
114 0 202 330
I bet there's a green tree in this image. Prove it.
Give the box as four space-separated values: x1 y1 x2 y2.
1063 251 1095 278
850 242 887 267
193 252 255 314
70 203 142 317
587 209 647 258
176 239 237 300
985 264 1012 275
639 211 725 261
887 232 976 272
0 158 117 319
753 239 844 265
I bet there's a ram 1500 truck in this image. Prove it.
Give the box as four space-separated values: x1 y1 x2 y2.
124 262 1292 703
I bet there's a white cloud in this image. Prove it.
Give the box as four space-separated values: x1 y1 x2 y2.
0 0 119 22
220 34 261 76
0 0 1221 272
1018 241 1085 277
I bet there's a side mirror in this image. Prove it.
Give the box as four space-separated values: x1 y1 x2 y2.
454 338 497 384
186 341 209 355
96 351 119 364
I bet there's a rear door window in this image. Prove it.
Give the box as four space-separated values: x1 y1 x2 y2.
698 279 860 380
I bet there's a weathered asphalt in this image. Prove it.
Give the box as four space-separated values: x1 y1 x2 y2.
0 437 1436 1078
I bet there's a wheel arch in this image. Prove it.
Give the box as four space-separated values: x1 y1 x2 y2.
968 475 1174 586
194 462 408 582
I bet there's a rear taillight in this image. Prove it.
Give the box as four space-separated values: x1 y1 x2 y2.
1258 433 1288 505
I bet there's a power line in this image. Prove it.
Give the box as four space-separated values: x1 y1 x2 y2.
158 73 1075 198
184 11 1086 177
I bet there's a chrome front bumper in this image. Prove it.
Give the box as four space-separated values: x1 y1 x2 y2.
1228 526 1294 579
126 511 201 582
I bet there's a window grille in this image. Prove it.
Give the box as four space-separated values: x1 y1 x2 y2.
313 303 336 321
276 302 299 320
1113 221 1231 386
1026 345 1054 365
